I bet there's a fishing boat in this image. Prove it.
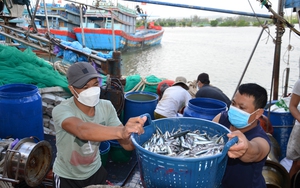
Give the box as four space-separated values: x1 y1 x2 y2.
72 0 164 52
0 2 80 52
30 2 80 42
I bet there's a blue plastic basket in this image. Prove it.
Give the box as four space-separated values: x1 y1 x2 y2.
131 114 238 188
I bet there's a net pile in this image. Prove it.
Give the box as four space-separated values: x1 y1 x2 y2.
0 45 69 92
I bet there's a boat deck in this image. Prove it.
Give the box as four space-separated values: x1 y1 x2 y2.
123 166 143 188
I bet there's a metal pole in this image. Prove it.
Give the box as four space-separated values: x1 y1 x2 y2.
80 4 86 47
122 0 272 19
272 0 285 100
284 67 290 97
42 0 50 33
111 10 116 51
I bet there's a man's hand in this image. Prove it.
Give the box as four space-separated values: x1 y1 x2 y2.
122 116 147 139
227 130 249 159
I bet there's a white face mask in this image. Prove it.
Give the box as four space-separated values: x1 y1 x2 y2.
73 87 100 107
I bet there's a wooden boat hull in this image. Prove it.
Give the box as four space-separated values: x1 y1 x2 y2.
49 29 77 42
73 28 164 51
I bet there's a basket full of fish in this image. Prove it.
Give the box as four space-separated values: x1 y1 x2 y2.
131 114 238 188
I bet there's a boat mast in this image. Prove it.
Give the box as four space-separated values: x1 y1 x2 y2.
261 0 285 100
271 0 284 100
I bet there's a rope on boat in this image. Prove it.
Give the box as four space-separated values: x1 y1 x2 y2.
187 80 197 98
261 0 300 36
126 77 160 93
0 181 13 188
53 61 70 75
0 140 14 188
126 76 197 99
281 29 294 96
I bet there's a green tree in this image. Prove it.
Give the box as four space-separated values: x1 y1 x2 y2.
236 20 250 26
210 20 218 27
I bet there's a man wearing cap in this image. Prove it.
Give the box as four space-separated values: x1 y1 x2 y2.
154 76 192 119
196 73 231 108
52 62 146 188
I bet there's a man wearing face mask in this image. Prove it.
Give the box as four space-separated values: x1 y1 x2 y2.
52 62 146 188
212 83 271 188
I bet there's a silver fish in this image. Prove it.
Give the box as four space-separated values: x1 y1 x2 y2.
142 127 225 158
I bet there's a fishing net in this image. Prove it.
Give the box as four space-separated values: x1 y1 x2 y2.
124 74 162 93
0 45 69 92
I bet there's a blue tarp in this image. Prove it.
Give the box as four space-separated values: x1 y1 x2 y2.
54 41 113 64
285 0 300 8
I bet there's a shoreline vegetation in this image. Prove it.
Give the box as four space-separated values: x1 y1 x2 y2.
137 15 299 27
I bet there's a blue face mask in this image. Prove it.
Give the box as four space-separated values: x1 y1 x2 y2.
228 105 258 129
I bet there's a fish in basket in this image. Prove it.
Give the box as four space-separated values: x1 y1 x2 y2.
142 127 226 158
131 113 238 188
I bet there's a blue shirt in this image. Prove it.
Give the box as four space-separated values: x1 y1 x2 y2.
219 111 270 188
196 85 231 107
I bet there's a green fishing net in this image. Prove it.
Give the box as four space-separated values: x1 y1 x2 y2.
0 45 69 92
124 74 163 93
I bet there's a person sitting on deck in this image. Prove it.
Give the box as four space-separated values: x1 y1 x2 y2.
51 62 146 188
196 73 231 108
213 83 271 188
154 76 192 119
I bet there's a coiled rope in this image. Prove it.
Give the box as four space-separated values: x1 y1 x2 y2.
126 77 160 93
52 61 70 75
0 139 14 188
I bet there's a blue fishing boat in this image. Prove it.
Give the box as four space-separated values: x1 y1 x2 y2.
72 0 164 52
33 3 80 42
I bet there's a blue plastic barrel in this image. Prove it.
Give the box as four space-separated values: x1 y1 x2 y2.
0 84 44 140
99 141 110 166
108 140 132 163
123 91 158 124
183 98 227 121
264 101 295 160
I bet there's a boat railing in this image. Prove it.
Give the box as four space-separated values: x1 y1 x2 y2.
37 3 80 15
117 3 136 15
90 1 135 15
64 3 80 14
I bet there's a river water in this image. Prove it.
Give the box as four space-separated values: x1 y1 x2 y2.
121 25 300 99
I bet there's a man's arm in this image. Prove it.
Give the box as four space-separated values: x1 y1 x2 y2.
61 116 146 150
227 131 270 162
213 114 270 162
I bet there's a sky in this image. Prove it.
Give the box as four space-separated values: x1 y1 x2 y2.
116 0 285 18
